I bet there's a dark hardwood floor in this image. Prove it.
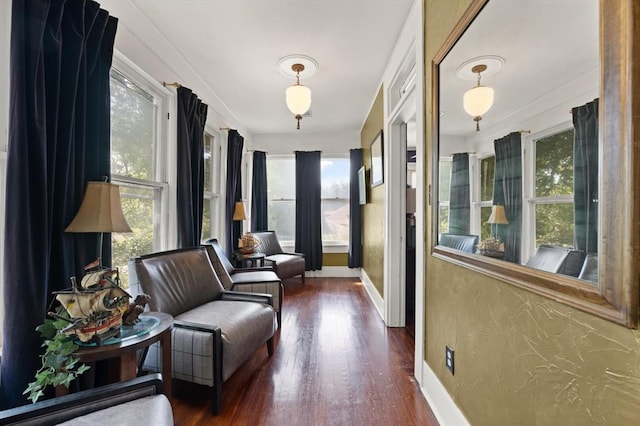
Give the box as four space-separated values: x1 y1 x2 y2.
170 277 439 426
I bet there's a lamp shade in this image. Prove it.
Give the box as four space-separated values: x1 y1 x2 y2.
286 83 312 115
463 85 494 117
65 182 132 233
487 204 509 225
233 201 248 221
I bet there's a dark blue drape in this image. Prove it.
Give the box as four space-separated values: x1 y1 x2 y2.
251 151 268 232
572 99 599 253
2 0 117 408
449 153 470 235
176 86 208 248
224 130 244 258
295 151 323 270
493 132 522 263
348 149 363 268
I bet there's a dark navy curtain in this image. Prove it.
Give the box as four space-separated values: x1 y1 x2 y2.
176 86 208 248
449 153 470 235
493 132 522 263
224 130 244 258
251 151 268 232
295 151 323 270
1 0 117 408
348 149 363 268
572 99 599 253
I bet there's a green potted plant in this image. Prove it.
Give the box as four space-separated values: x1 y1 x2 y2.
23 308 90 403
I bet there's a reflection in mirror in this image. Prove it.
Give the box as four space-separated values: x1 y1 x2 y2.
437 0 599 285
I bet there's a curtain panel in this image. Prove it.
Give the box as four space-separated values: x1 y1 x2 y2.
572 98 599 253
251 151 268 232
449 153 471 235
176 86 208 248
295 151 323 270
348 149 363 268
1 0 117 408
224 130 244 258
493 132 523 263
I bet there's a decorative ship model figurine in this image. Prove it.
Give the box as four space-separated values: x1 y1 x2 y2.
50 259 132 344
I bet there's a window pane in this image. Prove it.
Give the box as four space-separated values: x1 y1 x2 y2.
480 206 492 240
535 203 574 248
204 134 213 192
322 199 349 243
267 157 295 200
112 185 159 287
202 197 212 241
480 156 495 202
439 161 452 202
267 200 295 242
439 205 449 234
321 158 349 244
110 70 157 180
321 159 350 199
535 129 574 197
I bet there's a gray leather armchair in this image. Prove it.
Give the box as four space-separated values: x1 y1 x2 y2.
251 231 306 282
204 238 283 324
130 247 277 414
439 233 479 253
525 244 586 277
0 374 172 426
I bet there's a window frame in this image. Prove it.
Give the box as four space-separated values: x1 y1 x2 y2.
320 154 350 248
522 123 575 262
109 55 172 273
201 129 224 243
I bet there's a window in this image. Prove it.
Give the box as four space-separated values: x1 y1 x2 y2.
267 155 351 247
267 157 295 243
530 128 574 249
110 67 167 286
438 159 452 233
202 132 222 242
479 155 495 240
321 157 350 245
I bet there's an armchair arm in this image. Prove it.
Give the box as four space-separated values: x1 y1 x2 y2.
0 374 165 425
234 265 275 272
282 251 305 257
220 290 273 308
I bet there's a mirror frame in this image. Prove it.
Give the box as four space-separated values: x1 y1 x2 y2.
431 0 640 328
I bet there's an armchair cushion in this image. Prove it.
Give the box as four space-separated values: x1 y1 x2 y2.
0 374 172 426
525 244 586 277
439 233 479 253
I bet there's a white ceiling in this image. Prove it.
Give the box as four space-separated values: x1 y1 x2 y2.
439 0 599 142
100 0 415 136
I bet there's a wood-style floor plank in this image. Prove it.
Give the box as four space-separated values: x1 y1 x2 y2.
169 277 439 426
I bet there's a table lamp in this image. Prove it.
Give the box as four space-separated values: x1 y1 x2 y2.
487 204 509 239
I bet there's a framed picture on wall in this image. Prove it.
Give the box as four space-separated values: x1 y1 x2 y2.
370 130 384 187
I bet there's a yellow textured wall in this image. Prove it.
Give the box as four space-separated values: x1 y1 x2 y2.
424 1 640 424
361 87 385 296
323 252 347 267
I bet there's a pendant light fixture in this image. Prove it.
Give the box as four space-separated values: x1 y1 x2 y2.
463 64 494 131
285 63 312 129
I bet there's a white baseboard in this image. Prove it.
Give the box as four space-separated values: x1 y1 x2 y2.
305 266 361 278
360 269 384 320
420 360 470 426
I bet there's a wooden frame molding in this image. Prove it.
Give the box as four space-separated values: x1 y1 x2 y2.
430 0 640 328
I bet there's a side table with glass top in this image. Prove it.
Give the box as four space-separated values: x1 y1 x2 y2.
74 311 173 396
234 251 265 267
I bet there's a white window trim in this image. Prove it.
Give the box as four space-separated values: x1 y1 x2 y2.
111 52 174 251
522 122 574 262
202 128 224 242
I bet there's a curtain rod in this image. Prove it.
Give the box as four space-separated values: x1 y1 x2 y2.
220 127 231 131
162 81 181 88
518 130 531 134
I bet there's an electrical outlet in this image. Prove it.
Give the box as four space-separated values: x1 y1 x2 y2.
445 346 455 375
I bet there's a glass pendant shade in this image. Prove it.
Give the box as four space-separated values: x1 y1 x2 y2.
463 85 494 117
286 83 312 115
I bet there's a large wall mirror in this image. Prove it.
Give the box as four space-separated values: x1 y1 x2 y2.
431 0 639 327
